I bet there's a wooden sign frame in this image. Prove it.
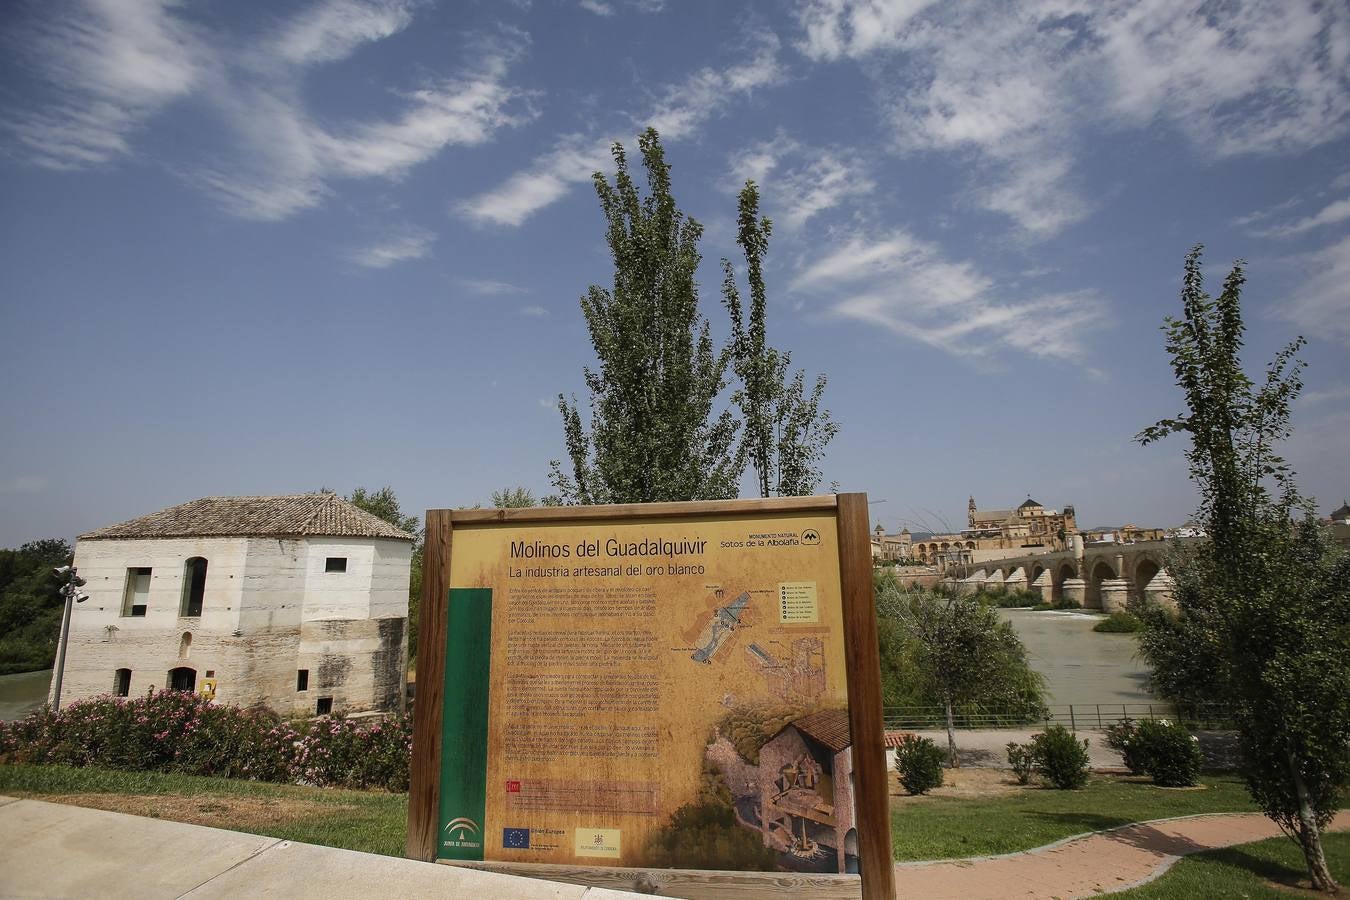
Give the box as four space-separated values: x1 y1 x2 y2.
407 493 894 900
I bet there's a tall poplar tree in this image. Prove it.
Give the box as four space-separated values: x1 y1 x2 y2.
721 181 836 497
1137 246 1349 892
551 129 741 504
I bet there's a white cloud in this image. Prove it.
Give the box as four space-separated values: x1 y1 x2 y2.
457 34 785 227
350 227 436 268
796 0 1350 238
0 475 48 494
267 0 416 67
458 278 529 295
6 2 534 221
1255 197 1350 238
727 134 874 231
791 228 1108 361
579 0 614 15
1279 235 1350 345
8 0 204 169
519 305 549 316
1298 384 1350 407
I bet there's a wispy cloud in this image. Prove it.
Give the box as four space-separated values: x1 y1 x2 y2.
519 304 549 316
1278 235 1350 345
8 0 204 169
1298 384 1350 407
0 475 48 494
458 278 530 296
579 0 614 15
350 226 436 268
791 228 1108 361
726 133 873 231
6 1 534 221
1253 197 1350 238
794 0 1350 238
456 33 784 227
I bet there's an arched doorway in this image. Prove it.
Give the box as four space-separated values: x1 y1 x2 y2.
168 667 196 692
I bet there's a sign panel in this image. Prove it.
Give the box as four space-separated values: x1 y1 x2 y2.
409 496 892 897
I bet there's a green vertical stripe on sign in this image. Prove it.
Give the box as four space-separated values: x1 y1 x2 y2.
437 587 493 861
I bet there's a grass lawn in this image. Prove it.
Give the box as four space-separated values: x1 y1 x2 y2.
890 771 1259 861
2 764 1270 866
0 764 407 857
1115 831 1350 898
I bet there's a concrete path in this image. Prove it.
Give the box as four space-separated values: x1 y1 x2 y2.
0 796 653 900
895 809 1350 899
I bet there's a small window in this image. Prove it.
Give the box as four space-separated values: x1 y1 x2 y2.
297 669 309 691
114 669 131 697
181 557 207 617
122 567 151 617
325 557 347 573
316 697 333 715
168 667 196 692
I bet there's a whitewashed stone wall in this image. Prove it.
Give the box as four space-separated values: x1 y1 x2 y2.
53 536 410 717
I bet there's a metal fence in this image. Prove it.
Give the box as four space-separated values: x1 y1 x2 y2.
883 702 1236 732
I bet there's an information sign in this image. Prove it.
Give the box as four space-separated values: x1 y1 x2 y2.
408 495 892 899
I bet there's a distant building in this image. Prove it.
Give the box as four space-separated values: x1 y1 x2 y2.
909 496 1079 567
871 525 912 561
1083 524 1167 544
54 494 414 716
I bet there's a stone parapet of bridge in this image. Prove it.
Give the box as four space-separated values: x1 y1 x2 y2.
950 539 1193 610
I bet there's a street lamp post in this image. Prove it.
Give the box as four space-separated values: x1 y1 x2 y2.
50 565 88 712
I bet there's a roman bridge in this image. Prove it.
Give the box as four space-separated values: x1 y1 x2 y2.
946 539 1192 612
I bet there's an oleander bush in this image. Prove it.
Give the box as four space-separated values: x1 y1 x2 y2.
1104 718 1147 775
894 734 945 795
0 690 410 791
1129 718 1203 787
1032 724 1091 789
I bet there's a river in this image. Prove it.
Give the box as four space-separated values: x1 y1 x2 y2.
997 608 1156 707
0 669 51 722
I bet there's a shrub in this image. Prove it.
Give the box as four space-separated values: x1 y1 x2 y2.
1 691 410 791
1104 718 1147 775
1129 718 1202 787
1031 724 1090 789
1094 611 1143 633
894 734 945 795
1006 741 1036 785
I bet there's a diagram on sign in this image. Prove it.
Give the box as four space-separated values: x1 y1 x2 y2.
746 636 826 703
686 590 752 664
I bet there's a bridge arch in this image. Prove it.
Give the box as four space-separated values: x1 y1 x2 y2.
1087 559 1116 609
1134 556 1163 604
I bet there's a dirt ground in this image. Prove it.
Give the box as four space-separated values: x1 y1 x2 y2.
17 793 353 830
889 766 1024 803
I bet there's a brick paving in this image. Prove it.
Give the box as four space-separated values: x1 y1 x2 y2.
894 809 1350 898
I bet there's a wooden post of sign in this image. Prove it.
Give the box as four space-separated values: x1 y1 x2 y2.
837 493 896 900
407 508 452 861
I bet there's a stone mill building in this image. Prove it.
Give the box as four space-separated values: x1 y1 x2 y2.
52 494 414 716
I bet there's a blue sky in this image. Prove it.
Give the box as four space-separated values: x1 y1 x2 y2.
1 0 1348 546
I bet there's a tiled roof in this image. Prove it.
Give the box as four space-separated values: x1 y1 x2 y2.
792 708 852 752
79 494 415 541
1019 498 1042 509
971 508 1014 523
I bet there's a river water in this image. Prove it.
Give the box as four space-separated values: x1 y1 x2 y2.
0 669 51 722
997 608 1156 708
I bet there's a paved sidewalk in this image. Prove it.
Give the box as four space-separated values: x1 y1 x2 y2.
0 795 652 900
895 809 1350 899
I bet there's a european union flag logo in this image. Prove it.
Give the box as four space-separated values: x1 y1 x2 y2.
503 827 530 849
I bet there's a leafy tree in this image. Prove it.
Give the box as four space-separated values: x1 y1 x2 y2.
0 539 73 675
720 181 836 497
876 575 1045 766
491 487 536 508
345 487 422 664
345 486 420 539
551 128 741 505
1135 245 1349 892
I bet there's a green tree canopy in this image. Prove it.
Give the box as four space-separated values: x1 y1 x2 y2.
551 128 742 505
721 181 836 497
1135 245 1349 892
0 539 74 675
